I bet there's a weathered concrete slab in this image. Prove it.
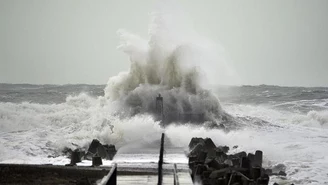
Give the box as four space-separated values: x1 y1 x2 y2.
0 163 193 185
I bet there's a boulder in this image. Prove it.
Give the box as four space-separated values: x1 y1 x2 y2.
256 174 269 185
62 147 73 157
202 171 212 178
224 159 233 167
231 158 240 167
264 168 273 176
96 145 107 159
240 157 250 169
103 144 117 160
189 156 198 164
272 163 286 173
194 164 207 177
209 168 231 179
189 143 205 156
248 153 255 167
85 140 117 160
204 138 216 151
254 150 263 167
87 139 101 155
250 166 262 180
92 156 102 166
217 146 230 153
278 171 287 176
70 150 82 165
215 151 228 163
189 137 205 149
234 151 247 159
206 158 223 170
206 149 216 159
198 151 208 163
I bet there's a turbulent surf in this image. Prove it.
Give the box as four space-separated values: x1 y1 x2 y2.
1 4 328 185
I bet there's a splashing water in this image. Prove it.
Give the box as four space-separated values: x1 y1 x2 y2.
104 6 237 125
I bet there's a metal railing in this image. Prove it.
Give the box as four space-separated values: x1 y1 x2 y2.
106 163 117 185
98 163 117 185
173 163 179 185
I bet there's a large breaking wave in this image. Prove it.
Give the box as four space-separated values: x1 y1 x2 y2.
103 7 237 125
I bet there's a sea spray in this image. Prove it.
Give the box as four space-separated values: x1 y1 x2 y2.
104 6 234 125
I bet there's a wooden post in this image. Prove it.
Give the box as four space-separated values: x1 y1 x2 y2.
158 133 165 185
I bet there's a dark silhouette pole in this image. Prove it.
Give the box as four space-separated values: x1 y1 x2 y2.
158 133 165 185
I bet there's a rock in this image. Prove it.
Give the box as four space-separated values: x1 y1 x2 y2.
92 156 102 166
231 158 240 167
206 158 223 170
215 151 228 163
85 140 117 160
189 137 205 149
96 145 107 159
209 168 231 179
198 151 207 163
209 178 225 185
233 151 247 159
273 183 279 185
272 163 286 173
194 164 207 177
250 166 262 180
62 147 73 157
70 150 82 165
224 159 233 167
204 138 216 151
206 149 216 159
240 157 250 168
202 171 212 178
189 143 205 156
278 171 287 176
103 144 117 160
247 153 255 165
217 146 229 153
256 173 269 185
87 139 101 155
233 145 238 149
189 161 196 169
189 156 198 164
254 150 263 167
264 168 273 176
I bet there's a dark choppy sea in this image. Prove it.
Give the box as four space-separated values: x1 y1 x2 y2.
1 83 328 185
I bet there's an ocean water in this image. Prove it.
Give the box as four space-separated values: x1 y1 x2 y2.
1 84 328 185
1 2 328 184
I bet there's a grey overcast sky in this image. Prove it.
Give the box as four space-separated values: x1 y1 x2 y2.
0 0 328 86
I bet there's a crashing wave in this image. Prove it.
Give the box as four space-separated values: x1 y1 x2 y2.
103 9 234 126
